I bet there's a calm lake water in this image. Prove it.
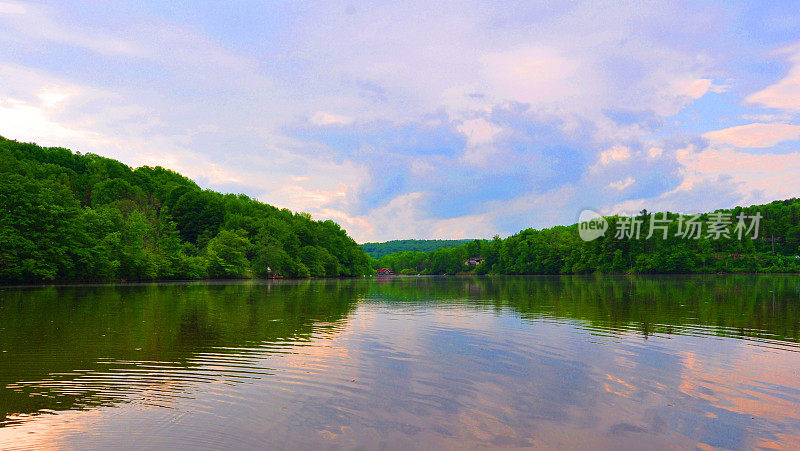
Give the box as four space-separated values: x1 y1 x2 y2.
1 275 800 449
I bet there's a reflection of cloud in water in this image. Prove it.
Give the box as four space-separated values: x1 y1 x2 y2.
2 276 800 448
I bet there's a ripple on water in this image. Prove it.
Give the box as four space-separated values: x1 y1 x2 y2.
3 277 800 449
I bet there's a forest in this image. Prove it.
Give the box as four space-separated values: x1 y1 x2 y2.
4 136 800 283
360 239 472 258
374 201 800 275
0 137 371 282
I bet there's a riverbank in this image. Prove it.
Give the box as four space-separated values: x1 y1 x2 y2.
4 270 800 289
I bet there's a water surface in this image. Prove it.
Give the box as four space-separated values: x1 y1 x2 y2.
1 275 800 449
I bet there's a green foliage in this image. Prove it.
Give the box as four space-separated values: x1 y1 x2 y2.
0 174 83 281
206 229 251 278
0 136 372 282
360 239 473 258
376 205 800 275
90 178 139 206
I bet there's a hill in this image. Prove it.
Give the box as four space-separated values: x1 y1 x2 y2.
0 136 371 282
360 239 473 259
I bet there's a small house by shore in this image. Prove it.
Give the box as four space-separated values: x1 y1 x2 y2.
464 257 483 266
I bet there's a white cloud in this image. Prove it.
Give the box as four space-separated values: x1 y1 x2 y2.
608 177 635 191
37 86 80 108
671 78 727 99
482 46 581 106
325 191 496 242
456 118 503 166
0 3 144 58
0 97 108 147
457 118 501 146
0 1 25 15
704 123 800 148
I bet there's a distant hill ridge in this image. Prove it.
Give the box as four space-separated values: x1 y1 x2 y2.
360 239 474 259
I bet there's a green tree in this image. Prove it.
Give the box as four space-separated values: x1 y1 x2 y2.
206 230 251 278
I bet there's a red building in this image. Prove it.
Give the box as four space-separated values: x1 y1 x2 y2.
376 268 394 276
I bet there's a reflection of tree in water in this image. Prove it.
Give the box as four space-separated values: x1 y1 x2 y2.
178 307 219 347
1 275 798 426
0 280 365 424
368 275 800 343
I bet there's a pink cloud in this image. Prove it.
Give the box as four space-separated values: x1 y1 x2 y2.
703 123 800 148
680 147 800 203
599 145 631 164
746 45 800 111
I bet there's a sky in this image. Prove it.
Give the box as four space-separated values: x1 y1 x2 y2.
2 1 800 242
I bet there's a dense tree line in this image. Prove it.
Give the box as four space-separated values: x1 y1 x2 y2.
375 203 800 275
360 239 472 258
0 137 371 282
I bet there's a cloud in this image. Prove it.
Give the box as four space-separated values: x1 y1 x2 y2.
0 97 108 148
746 45 800 111
457 118 504 166
703 123 800 148
609 177 635 191
609 176 744 217
1 2 798 242
482 46 581 106
311 112 354 126
457 118 502 146
599 146 632 165
673 78 715 99
0 1 25 15
333 191 496 242
0 3 145 57
740 113 794 122
678 147 800 203
609 144 800 216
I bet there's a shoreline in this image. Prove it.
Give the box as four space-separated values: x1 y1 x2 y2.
2 271 798 289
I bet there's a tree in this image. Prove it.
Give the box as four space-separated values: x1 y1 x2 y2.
0 174 82 281
206 230 251 278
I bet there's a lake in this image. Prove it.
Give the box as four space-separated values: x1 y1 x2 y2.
1 275 799 449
